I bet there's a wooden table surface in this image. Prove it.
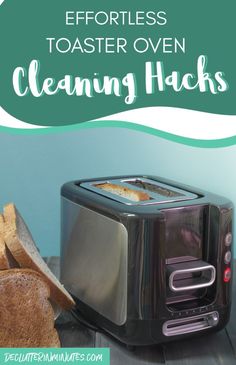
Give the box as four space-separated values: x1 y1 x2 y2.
46 257 236 365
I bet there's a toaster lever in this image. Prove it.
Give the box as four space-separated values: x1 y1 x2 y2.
167 260 216 292
163 311 219 336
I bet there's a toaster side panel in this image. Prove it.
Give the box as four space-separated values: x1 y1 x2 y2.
60 197 128 326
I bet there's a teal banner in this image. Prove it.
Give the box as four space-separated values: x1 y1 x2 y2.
0 0 235 126
0 348 110 365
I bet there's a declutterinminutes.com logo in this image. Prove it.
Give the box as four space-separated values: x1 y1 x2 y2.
0 349 110 365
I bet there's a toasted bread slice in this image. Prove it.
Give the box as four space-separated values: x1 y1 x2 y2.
0 214 4 231
95 183 150 202
0 214 9 269
0 213 18 269
0 235 11 269
0 268 60 347
2 204 75 310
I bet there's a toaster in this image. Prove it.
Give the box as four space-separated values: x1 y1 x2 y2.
60 175 233 345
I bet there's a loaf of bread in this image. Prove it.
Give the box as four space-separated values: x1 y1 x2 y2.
95 183 150 202
1 204 75 311
0 269 60 347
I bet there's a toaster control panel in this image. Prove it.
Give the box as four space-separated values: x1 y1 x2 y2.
221 208 233 288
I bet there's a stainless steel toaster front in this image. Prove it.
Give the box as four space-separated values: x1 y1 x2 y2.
61 197 128 325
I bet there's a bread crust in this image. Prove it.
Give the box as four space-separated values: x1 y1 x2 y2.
0 214 5 231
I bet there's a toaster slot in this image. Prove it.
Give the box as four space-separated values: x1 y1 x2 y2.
79 177 199 205
124 179 184 197
162 311 219 336
93 182 152 202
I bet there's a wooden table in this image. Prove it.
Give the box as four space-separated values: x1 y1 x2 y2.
46 257 236 365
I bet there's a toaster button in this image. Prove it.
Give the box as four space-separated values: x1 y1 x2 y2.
224 267 232 283
225 233 232 246
224 251 232 264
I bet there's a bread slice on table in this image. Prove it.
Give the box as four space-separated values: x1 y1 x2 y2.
0 214 9 269
0 268 60 347
0 213 4 231
1 204 75 310
0 235 11 269
0 213 19 269
95 183 150 202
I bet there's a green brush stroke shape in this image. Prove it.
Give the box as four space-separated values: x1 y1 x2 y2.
0 120 235 148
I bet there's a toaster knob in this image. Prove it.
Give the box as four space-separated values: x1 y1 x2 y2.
207 312 219 327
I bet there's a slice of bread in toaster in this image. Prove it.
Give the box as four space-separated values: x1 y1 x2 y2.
95 183 150 202
2 203 75 310
0 268 60 347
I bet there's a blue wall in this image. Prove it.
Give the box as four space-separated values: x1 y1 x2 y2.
0 128 235 257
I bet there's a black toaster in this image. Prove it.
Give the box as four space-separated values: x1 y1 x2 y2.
60 175 233 345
